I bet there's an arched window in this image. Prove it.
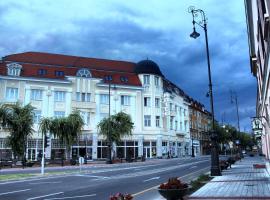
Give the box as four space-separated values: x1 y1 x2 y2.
76 68 91 78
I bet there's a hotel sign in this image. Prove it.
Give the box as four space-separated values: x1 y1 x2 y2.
252 117 263 136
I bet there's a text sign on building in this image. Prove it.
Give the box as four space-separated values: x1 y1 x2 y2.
251 117 263 131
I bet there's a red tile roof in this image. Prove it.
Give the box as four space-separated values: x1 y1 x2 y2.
0 52 142 86
3 52 136 72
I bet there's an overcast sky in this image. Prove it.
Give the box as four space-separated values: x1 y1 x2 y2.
0 0 256 132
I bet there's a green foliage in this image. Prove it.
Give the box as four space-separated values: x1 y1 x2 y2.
39 110 84 157
215 123 254 149
97 112 134 144
0 103 34 158
189 174 212 194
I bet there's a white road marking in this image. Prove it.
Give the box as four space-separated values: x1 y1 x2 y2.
0 175 70 185
143 176 160 182
44 194 96 200
75 175 110 179
29 181 62 185
190 166 198 169
27 192 63 200
0 189 31 196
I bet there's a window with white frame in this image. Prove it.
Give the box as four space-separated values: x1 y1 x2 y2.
143 75 150 85
6 87 18 100
7 63 22 76
121 95 131 106
144 97 151 107
31 89 42 101
54 111 65 118
156 116 160 127
33 110 42 124
175 120 178 130
80 111 90 125
155 98 160 108
100 94 109 104
184 121 187 131
76 92 91 102
170 103 173 111
154 76 159 86
180 121 183 130
144 115 151 127
76 68 92 78
54 91 65 102
170 116 174 130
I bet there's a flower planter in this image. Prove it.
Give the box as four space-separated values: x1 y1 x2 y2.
158 188 188 200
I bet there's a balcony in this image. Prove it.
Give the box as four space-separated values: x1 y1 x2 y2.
176 131 186 137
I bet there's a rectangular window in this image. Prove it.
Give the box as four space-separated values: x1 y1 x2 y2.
156 116 160 127
76 92 91 102
54 91 65 102
86 93 91 102
175 120 178 130
170 103 173 111
31 89 42 101
143 75 150 85
54 111 65 118
170 116 174 130
155 98 160 108
144 97 151 107
81 93 86 102
55 71 64 77
180 121 183 130
100 94 109 104
33 110 42 124
6 87 18 100
38 69 47 75
76 92 80 101
154 76 159 86
144 115 151 127
121 95 131 106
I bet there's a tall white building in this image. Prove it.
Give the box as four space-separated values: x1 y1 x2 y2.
245 0 269 158
0 52 191 161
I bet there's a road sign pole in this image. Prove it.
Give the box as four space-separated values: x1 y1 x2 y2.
41 132 45 175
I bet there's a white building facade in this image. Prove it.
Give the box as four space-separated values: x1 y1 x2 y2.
245 0 270 158
0 52 191 161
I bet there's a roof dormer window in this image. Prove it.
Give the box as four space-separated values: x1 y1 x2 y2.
76 68 91 78
6 63 22 76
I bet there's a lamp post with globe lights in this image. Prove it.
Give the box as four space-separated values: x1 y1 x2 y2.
188 6 221 176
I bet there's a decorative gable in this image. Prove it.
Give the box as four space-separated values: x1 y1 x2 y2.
6 63 22 76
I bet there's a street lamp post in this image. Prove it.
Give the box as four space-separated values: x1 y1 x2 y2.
105 75 113 164
188 6 221 176
191 133 195 157
230 90 242 158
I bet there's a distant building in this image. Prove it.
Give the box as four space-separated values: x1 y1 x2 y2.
188 99 211 156
0 52 199 161
245 0 269 158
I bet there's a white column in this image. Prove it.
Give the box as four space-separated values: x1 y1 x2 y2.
157 135 162 158
92 133 98 160
138 135 144 157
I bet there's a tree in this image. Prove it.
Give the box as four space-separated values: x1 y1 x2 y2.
0 103 34 162
40 110 84 160
97 112 134 163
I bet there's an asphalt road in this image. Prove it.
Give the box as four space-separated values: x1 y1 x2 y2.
0 156 212 200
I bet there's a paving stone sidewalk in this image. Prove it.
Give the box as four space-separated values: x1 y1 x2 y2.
188 156 270 200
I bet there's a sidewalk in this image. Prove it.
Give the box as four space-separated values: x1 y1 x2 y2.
188 156 270 200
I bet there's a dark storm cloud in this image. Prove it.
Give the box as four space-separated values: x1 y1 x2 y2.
0 0 256 131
